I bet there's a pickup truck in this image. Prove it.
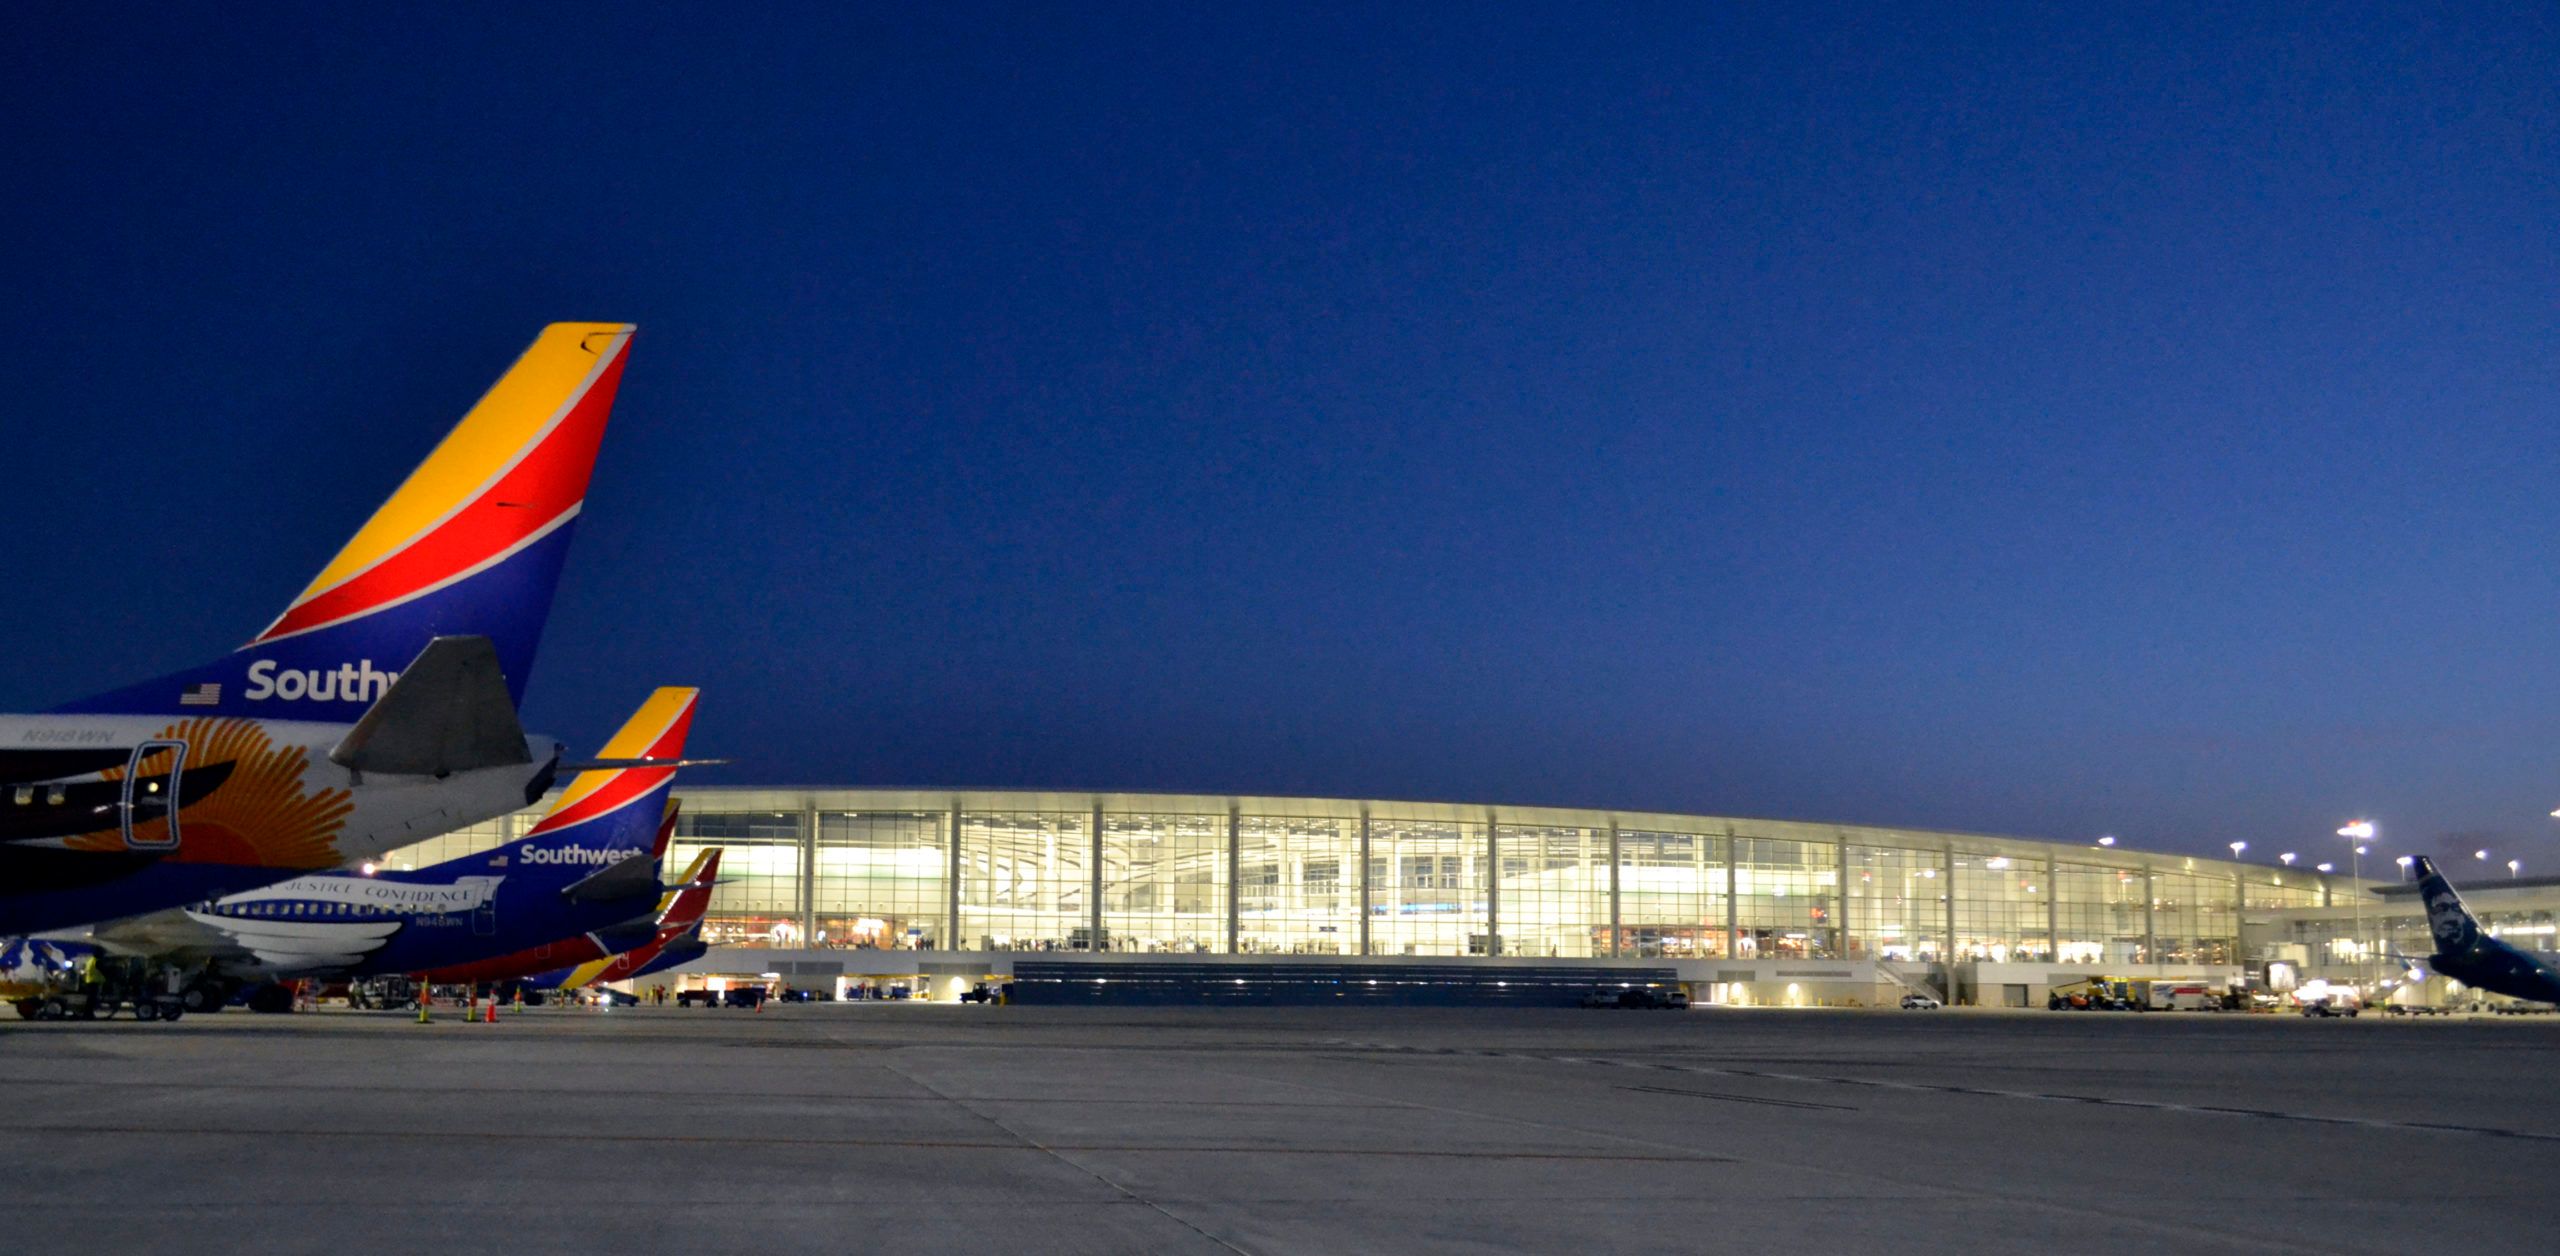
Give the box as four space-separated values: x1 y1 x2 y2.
675 988 764 1009
1581 986 1689 1010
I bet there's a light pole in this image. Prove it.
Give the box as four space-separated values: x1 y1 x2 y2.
2509 859 2522 879
2338 822 2375 991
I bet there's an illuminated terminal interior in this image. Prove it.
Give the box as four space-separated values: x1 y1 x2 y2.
372 788 2444 1006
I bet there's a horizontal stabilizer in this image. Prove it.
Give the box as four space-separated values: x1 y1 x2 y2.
563 850 660 904
587 916 663 954
329 637 530 778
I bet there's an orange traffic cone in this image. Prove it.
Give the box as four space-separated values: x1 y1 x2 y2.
485 998 497 1024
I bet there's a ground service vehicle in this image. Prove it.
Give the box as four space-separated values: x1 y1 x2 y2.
1583 985 1687 1009
2049 977 2139 1010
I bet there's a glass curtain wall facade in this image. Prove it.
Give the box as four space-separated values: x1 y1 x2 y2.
1240 815 1357 955
2152 868 2237 964
1735 836 1838 959
959 811 1091 951
375 790 2313 966
1495 825 1608 958
1104 812 1227 953
1846 844 1941 961
1370 819 1491 957
672 810 803 948
1953 852 2049 963
2055 863 2149 964
815 811 944 951
1618 830 1726 958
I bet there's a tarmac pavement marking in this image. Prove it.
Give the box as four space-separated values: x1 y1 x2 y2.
0 1123 1727 1162
1505 1051 2560 1142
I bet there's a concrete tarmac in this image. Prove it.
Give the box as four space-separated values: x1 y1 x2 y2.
3 1003 2553 1254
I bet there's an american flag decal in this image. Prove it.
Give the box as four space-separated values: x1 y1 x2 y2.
178 682 222 707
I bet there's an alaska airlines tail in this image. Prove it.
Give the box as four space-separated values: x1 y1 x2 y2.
53 323 636 720
2406 855 2560 1005
430 687 697 889
2410 856 2482 956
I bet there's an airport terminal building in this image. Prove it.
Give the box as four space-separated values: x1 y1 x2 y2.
382 787 2376 1007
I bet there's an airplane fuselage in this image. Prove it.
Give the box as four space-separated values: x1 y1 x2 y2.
163 863 659 983
2430 935 2560 1006
0 712 557 936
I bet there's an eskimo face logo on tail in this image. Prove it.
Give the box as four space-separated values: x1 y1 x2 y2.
519 844 626 866
2424 887 2475 950
242 659 399 704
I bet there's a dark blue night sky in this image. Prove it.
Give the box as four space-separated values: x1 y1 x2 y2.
4 6 2555 864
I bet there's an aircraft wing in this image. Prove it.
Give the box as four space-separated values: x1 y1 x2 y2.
63 909 250 965
175 909 403 975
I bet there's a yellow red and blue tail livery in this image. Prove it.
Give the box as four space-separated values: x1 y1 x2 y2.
57 322 634 720
0 324 638 957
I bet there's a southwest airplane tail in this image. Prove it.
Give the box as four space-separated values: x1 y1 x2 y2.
522 846 720 993
412 700 709 989
505 687 697 894
52 323 633 720
0 324 634 944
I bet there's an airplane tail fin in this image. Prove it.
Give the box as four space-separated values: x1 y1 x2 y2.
2410 856 2482 955
417 688 696 888
519 849 721 997
526 689 697 842
659 847 721 927
54 323 635 719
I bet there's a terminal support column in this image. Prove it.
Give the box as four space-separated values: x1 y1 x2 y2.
1227 803 1241 955
2143 866 2157 964
800 797 819 946
1725 826 1740 958
1833 832 1849 959
1090 800 1105 953
1357 808 1372 956
1607 819 1621 959
1485 809 1500 956
946 798 963 952
2232 871 2247 962
1941 842 1956 964
2045 853 2059 961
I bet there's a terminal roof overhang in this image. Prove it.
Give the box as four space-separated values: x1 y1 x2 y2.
661 784 2348 888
